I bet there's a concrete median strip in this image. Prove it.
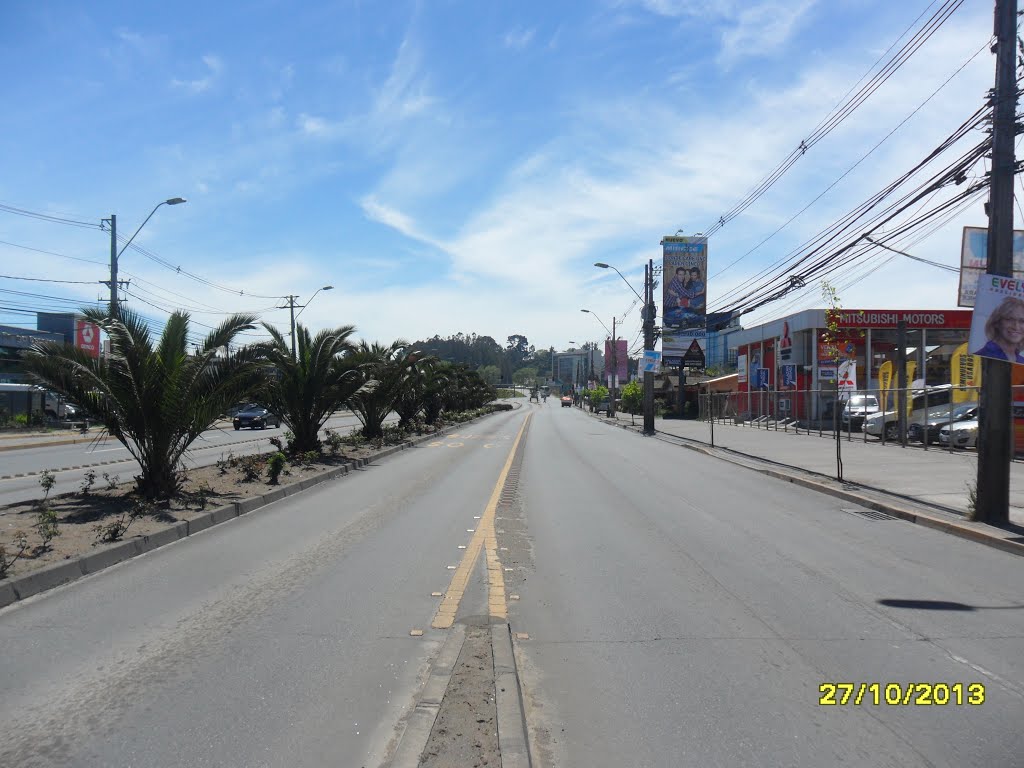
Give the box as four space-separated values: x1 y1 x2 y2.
597 413 1024 560
0 412 506 611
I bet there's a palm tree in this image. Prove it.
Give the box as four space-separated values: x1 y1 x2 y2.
23 308 265 499
255 322 373 453
393 352 439 429
347 340 415 439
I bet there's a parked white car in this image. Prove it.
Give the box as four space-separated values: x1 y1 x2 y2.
938 418 979 449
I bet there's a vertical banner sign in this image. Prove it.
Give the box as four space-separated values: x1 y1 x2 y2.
968 275 1024 364
950 342 981 403
781 364 797 389
604 338 628 385
778 321 793 362
75 319 100 358
756 368 770 390
877 360 893 411
837 358 857 400
661 235 708 366
737 353 747 383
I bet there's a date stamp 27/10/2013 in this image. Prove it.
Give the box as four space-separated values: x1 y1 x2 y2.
819 683 985 706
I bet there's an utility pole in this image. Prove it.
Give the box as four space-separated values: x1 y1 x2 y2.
108 214 118 316
284 295 298 361
643 258 656 434
609 317 617 418
976 0 1017 525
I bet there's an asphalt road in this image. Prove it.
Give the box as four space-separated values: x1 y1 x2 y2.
0 412 394 506
0 400 1022 767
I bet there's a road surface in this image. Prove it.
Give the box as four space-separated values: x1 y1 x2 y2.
0 401 1021 767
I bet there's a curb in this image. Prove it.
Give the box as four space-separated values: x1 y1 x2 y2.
598 414 1024 559
0 434 104 453
0 410 507 610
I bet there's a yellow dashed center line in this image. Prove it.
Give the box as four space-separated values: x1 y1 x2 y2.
431 413 530 629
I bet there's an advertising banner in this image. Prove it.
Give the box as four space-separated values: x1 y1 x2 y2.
737 354 747 384
950 342 981 403
837 358 857 401
878 360 893 411
897 361 916 419
969 274 1024 364
781 364 797 389
778 321 793 362
603 338 629 383
75 319 100 358
755 368 770 390
662 235 707 365
959 226 1024 307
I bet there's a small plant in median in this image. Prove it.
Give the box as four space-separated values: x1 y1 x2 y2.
267 452 286 484
34 507 60 551
102 472 120 491
0 533 30 578
93 503 147 543
38 470 56 503
238 454 264 482
324 428 344 456
80 469 97 496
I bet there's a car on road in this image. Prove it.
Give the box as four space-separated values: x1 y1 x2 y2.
908 402 978 445
839 393 880 432
561 396 572 407
232 405 282 430
938 417 979 449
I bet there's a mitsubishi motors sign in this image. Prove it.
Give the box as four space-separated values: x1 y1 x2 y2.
75 319 100 358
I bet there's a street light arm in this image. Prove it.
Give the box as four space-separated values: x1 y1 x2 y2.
580 308 612 337
595 263 644 304
116 198 187 262
293 285 334 321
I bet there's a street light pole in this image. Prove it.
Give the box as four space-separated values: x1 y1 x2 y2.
283 285 334 360
104 197 187 316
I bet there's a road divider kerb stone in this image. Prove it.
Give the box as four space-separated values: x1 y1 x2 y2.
597 413 1024 560
0 410 505 611
494 622 532 768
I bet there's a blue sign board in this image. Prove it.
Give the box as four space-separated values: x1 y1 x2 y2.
756 368 770 390
781 364 797 388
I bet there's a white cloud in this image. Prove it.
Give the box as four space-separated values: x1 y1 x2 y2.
504 27 536 50
718 1 817 67
171 54 223 93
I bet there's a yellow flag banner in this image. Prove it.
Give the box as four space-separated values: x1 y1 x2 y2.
951 342 981 403
897 361 917 418
877 361 893 411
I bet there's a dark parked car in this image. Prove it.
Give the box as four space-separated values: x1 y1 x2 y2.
561 395 572 407
908 402 978 445
232 405 281 430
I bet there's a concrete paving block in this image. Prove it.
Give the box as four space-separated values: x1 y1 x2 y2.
235 496 266 516
262 487 286 505
8 560 84 601
0 581 17 609
187 512 216 535
140 524 187 551
80 540 137 574
209 504 238 525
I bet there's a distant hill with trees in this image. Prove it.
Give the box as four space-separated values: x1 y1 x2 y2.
411 332 555 386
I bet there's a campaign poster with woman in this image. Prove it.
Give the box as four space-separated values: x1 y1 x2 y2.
969 274 1024 365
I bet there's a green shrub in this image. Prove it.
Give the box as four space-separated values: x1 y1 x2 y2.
324 429 344 456
93 504 146 543
13 413 28 428
0 533 30 578
80 469 97 496
38 470 56 502
267 452 286 484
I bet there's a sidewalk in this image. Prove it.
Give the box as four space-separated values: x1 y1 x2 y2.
599 409 1024 531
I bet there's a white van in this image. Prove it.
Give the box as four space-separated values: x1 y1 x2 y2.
863 385 953 440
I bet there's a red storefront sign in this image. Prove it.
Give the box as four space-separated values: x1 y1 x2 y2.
75 319 100 358
830 309 972 329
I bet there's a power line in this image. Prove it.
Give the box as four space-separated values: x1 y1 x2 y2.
0 201 100 230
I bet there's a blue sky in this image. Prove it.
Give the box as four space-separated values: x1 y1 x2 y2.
0 0 999 355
